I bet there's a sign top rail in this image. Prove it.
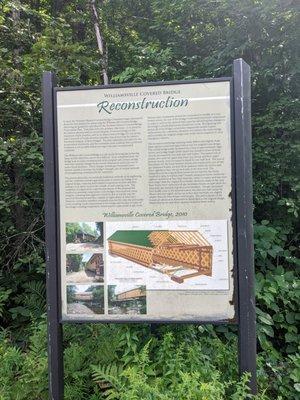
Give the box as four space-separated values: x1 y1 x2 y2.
54 76 232 92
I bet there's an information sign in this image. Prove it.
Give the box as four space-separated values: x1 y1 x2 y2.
42 59 256 398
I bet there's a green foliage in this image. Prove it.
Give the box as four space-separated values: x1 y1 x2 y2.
2 320 297 399
257 347 300 399
0 322 48 400
92 285 105 304
67 254 84 272
66 222 82 243
256 266 299 352
0 288 11 317
67 285 76 303
0 318 298 399
66 222 99 243
254 220 299 354
0 321 261 399
253 97 300 227
0 0 299 398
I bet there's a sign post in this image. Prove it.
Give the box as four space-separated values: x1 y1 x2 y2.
42 72 64 399
42 59 256 399
233 59 257 393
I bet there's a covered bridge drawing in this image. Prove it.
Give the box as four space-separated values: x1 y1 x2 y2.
108 230 213 283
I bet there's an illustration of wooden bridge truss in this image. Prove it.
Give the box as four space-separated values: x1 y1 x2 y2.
108 230 213 283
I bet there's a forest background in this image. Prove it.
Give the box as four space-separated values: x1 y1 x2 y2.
0 0 299 399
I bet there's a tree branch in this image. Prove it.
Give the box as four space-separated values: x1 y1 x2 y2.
90 0 109 84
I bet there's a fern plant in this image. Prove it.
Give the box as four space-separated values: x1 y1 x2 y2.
91 333 254 400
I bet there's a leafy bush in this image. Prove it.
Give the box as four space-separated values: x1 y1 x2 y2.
1 320 299 399
91 332 252 400
254 221 299 353
0 322 48 399
0 322 261 399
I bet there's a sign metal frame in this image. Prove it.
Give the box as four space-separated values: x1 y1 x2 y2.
42 58 256 399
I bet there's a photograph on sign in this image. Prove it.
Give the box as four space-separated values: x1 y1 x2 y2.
108 285 147 315
56 80 234 321
66 253 104 283
66 284 104 315
65 222 103 253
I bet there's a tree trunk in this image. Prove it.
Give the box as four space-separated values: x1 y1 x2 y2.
12 1 25 233
51 0 62 16
90 0 109 84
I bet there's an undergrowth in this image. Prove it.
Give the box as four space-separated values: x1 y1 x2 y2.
0 321 298 399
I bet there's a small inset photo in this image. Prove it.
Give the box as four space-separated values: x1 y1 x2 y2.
108 285 146 315
67 284 104 315
66 253 104 283
66 222 103 253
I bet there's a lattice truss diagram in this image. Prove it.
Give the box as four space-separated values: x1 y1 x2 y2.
108 230 213 283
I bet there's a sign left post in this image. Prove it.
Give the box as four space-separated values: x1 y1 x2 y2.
42 71 64 400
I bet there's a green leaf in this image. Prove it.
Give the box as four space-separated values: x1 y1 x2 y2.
286 312 295 324
258 313 273 326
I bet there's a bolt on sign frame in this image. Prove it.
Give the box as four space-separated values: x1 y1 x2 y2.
42 59 256 399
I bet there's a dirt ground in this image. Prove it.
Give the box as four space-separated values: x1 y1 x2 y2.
67 303 94 314
66 269 100 283
66 243 104 253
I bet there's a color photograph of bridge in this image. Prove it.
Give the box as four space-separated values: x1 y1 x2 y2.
66 284 104 315
66 253 104 283
66 222 103 253
108 285 146 315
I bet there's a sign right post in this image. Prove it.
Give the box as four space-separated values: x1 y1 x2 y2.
233 59 257 394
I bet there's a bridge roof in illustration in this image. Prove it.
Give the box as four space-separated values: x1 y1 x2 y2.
108 230 160 248
107 230 211 248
